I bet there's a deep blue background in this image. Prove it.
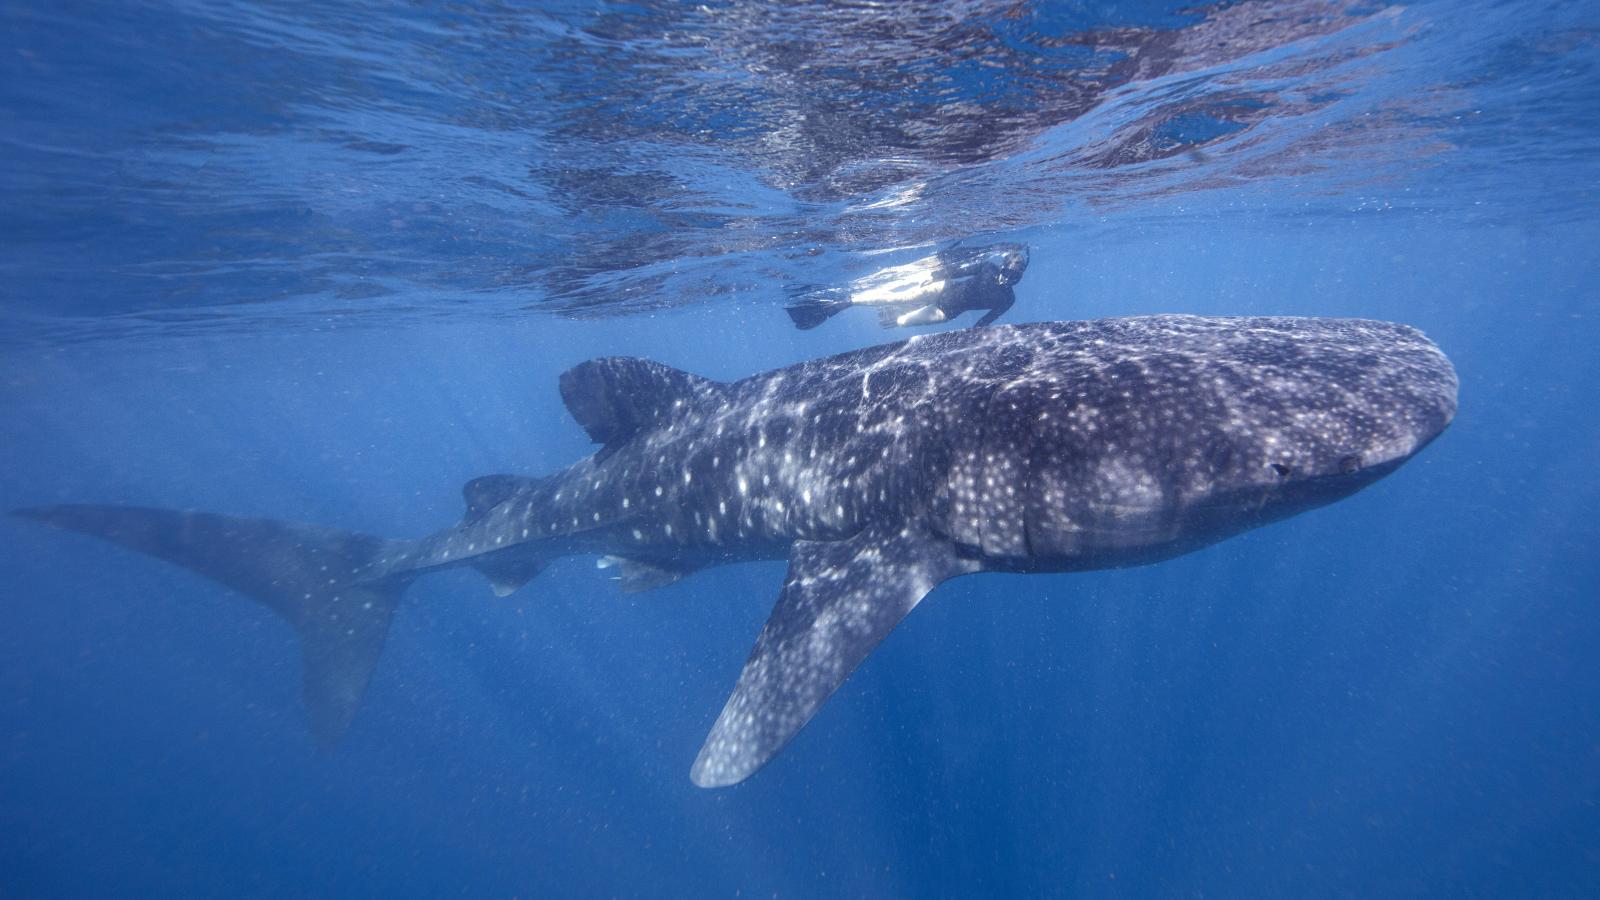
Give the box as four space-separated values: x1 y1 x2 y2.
3 1 1598 897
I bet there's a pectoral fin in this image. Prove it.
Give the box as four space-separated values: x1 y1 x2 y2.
690 522 978 787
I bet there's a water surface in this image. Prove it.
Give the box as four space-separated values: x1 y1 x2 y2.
2 1 1597 896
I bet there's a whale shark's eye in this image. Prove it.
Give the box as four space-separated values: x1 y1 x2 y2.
1338 454 1364 474
1269 462 1292 478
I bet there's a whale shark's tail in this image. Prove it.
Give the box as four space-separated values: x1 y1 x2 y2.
12 504 415 744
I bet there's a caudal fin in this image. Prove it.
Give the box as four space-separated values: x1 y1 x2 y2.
784 299 850 330
12 504 413 744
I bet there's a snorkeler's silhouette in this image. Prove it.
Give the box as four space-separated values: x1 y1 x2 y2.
786 242 1030 331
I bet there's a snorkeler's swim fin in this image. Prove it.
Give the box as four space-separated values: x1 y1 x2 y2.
784 298 852 330
12 504 413 744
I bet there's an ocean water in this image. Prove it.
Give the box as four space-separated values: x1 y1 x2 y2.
2 0 1598 896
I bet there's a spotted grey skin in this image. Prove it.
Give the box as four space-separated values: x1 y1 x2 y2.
13 315 1457 787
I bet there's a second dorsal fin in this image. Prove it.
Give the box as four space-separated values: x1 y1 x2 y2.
462 474 537 523
558 357 721 451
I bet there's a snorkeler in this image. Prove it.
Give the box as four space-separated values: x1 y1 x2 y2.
785 241 1030 331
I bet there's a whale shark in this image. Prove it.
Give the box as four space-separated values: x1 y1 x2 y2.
13 315 1457 787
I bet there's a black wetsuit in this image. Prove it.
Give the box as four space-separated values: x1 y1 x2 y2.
932 260 1016 327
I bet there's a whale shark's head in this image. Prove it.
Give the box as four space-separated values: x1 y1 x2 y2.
980 317 1459 567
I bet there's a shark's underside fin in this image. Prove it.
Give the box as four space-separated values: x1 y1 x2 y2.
459 474 553 596
558 357 722 458
472 552 548 598
12 504 412 744
690 522 979 787
597 555 694 593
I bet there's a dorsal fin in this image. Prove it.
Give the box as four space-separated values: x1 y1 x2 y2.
461 474 536 523
558 357 720 450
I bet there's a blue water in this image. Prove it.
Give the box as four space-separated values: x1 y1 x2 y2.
3 1 1598 896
